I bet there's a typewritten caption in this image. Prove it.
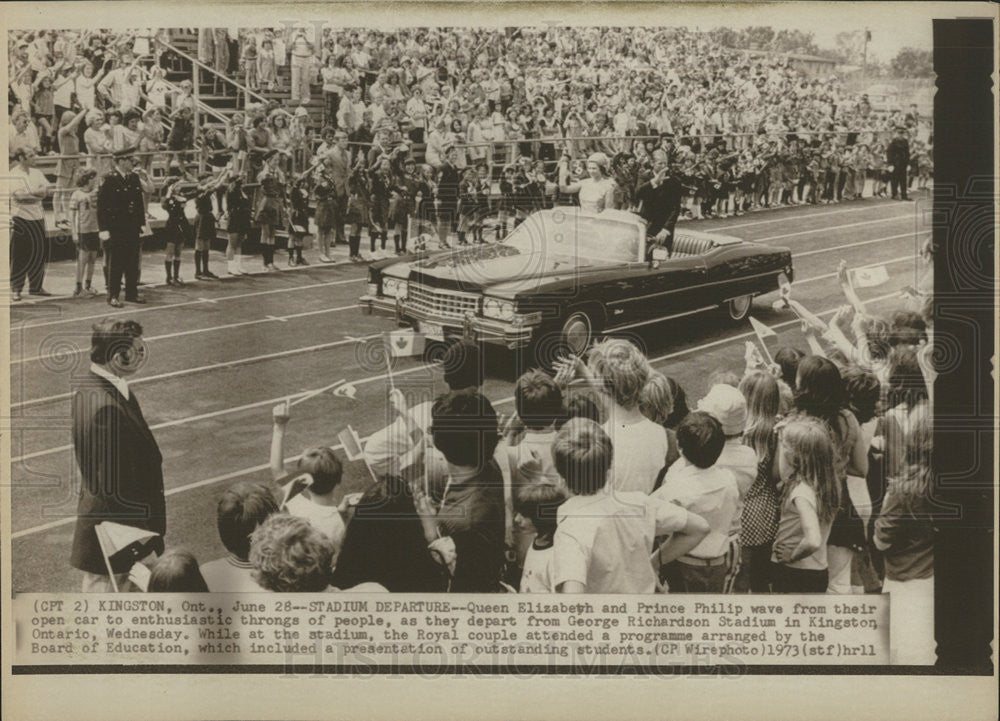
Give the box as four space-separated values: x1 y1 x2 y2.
15 594 889 666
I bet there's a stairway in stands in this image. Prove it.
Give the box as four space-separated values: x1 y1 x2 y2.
165 29 326 132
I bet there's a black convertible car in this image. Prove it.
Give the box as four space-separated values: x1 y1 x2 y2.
360 208 793 361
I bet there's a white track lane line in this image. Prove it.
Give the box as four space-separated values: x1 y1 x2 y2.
10 215 919 387
10 209 916 335
706 201 909 232
13 225 923 368
11 275 366 331
11 303 362 366
9 288 908 541
10 254 916 463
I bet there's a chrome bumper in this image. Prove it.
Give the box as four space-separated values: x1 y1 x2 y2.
359 295 536 349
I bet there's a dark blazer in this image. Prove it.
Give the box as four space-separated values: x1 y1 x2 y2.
887 137 910 168
97 170 146 241
70 371 166 575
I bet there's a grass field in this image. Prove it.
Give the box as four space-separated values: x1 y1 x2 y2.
8 193 932 591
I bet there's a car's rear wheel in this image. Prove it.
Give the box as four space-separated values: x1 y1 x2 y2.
725 294 753 321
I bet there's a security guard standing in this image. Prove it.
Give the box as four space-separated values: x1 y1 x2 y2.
886 126 911 201
98 148 152 307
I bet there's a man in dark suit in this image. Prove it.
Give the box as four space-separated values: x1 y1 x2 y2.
71 318 165 591
886 126 911 201
97 149 152 307
637 159 683 259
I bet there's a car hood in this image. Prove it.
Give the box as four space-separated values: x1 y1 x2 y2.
385 243 627 297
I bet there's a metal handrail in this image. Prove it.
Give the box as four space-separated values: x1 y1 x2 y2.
155 35 269 108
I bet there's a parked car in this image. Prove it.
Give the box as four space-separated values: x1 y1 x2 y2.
360 207 793 363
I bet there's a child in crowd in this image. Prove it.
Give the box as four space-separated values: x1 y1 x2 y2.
697 383 759 590
270 402 357 550
193 172 224 280
770 416 840 593
508 369 565 487
874 401 934 664
200 482 279 591
638 370 682 480
551 418 710 594
286 176 311 266
653 411 740 592
148 549 209 593
557 338 668 494
736 370 783 592
515 482 567 593
160 177 193 286
69 170 101 297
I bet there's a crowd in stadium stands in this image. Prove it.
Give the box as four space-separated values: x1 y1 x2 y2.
88 248 934 663
9 25 931 292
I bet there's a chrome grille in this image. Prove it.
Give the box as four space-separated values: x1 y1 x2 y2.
407 283 480 319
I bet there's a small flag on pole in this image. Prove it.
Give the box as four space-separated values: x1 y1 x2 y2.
94 522 162 590
385 329 426 357
748 316 776 364
851 265 890 288
332 383 358 399
337 426 365 461
749 316 777 339
338 425 380 483
279 472 313 510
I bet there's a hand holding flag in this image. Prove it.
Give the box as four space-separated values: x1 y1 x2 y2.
748 316 776 364
851 265 890 288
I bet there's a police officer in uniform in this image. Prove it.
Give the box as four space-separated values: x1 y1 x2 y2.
886 126 911 201
97 148 152 307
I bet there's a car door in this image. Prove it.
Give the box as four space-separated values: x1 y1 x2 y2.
603 254 710 331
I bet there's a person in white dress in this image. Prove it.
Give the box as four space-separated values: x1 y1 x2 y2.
559 151 618 212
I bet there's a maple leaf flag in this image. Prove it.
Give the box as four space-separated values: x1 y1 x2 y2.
332 383 358 399
852 265 890 288
386 330 426 357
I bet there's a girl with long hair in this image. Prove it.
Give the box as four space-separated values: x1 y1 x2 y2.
771 416 841 592
874 401 934 663
792 355 869 593
738 370 782 591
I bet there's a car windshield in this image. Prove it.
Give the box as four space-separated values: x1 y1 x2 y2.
502 210 641 263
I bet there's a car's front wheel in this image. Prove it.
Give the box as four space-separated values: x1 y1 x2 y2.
724 294 754 321
560 311 594 357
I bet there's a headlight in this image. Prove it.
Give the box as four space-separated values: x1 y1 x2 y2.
382 278 408 299
482 297 516 321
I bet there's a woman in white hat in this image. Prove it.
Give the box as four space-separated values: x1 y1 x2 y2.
558 151 618 213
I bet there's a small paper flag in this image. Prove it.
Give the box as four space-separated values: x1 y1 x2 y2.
852 265 890 288
337 426 365 461
333 383 357 399
279 473 313 509
386 329 426 357
749 316 777 339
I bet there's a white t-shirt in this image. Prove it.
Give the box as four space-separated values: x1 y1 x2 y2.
200 555 267 592
9 166 49 222
552 490 688 594
519 540 554 593
603 417 668 495
653 460 740 559
285 495 346 548
717 439 759 498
